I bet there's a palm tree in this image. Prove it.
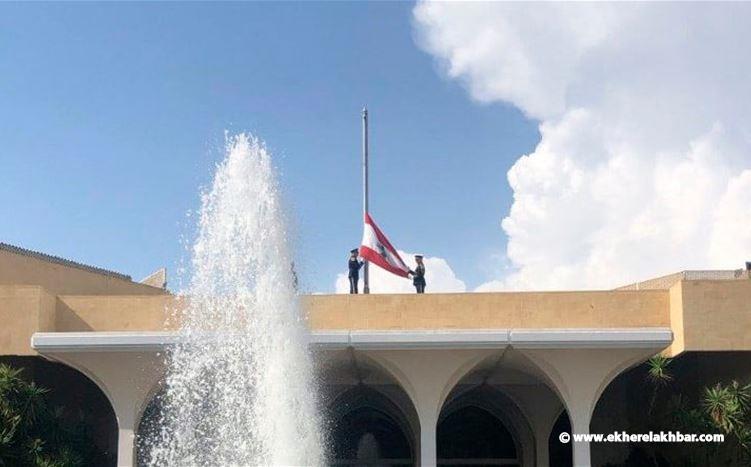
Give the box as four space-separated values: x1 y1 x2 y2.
728 381 751 413
704 383 742 434
646 354 673 416
0 364 48 465
703 380 751 464
646 354 673 385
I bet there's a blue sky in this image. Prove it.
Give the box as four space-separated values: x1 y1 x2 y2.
0 2 540 292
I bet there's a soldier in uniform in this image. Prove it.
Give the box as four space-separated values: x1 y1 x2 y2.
348 248 363 294
409 254 426 294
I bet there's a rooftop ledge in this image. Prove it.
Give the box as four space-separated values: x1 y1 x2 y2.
31 328 673 353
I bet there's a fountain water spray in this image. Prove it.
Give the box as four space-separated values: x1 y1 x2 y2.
147 134 324 465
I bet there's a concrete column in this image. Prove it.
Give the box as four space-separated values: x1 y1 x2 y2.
533 424 551 467
417 407 438 466
114 401 137 467
366 348 498 467
43 351 164 467
569 410 592 467
531 401 562 467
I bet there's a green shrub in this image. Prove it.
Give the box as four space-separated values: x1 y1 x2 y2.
0 364 106 467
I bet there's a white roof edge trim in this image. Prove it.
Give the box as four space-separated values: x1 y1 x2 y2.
509 328 673 349
31 328 672 353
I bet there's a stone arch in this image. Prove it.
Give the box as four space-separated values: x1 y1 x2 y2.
514 346 667 467
0 355 118 465
328 385 415 464
588 352 659 422
134 369 166 426
318 349 421 466
517 348 661 431
434 349 570 467
365 348 501 424
134 384 166 467
434 351 504 417
438 385 532 466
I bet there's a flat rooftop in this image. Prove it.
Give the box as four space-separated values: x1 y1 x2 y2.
1 242 750 358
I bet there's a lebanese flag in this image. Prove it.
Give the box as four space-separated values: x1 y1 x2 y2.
360 213 410 278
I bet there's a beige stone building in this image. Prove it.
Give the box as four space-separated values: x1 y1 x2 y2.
1 242 750 467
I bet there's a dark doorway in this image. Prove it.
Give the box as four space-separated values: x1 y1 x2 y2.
328 386 414 466
548 411 572 467
437 405 518 466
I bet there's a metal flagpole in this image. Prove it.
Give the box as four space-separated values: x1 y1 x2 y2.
362 106 370 294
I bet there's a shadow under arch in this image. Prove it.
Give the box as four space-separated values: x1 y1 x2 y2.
0 355 118 466
436 349 573 467
513 345 662 435
589 351 751 467
438 384 527 465
328 385 415 465
318 349 420 466
548 410 573 467
134 384 166 467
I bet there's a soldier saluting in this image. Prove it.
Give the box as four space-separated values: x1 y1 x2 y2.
348 248 364 294
409 254 426 294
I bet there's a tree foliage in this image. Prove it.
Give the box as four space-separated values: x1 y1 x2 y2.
0 363 107 467
617 355 751 466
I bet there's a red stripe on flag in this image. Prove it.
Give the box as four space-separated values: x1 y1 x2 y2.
364 213 409 270
360 246 410 278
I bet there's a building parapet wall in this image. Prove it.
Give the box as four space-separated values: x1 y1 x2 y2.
55 295 179 333
618 269 750 291
2 278 749 357
0 247 167 296
677 279 751 353
0 287 671 356
0 286 56 355
302 291 670 330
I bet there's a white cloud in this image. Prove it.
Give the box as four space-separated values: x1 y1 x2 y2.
414 2 751 290
334 250 466 294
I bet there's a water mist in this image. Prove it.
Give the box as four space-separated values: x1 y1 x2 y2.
147 134 324 466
